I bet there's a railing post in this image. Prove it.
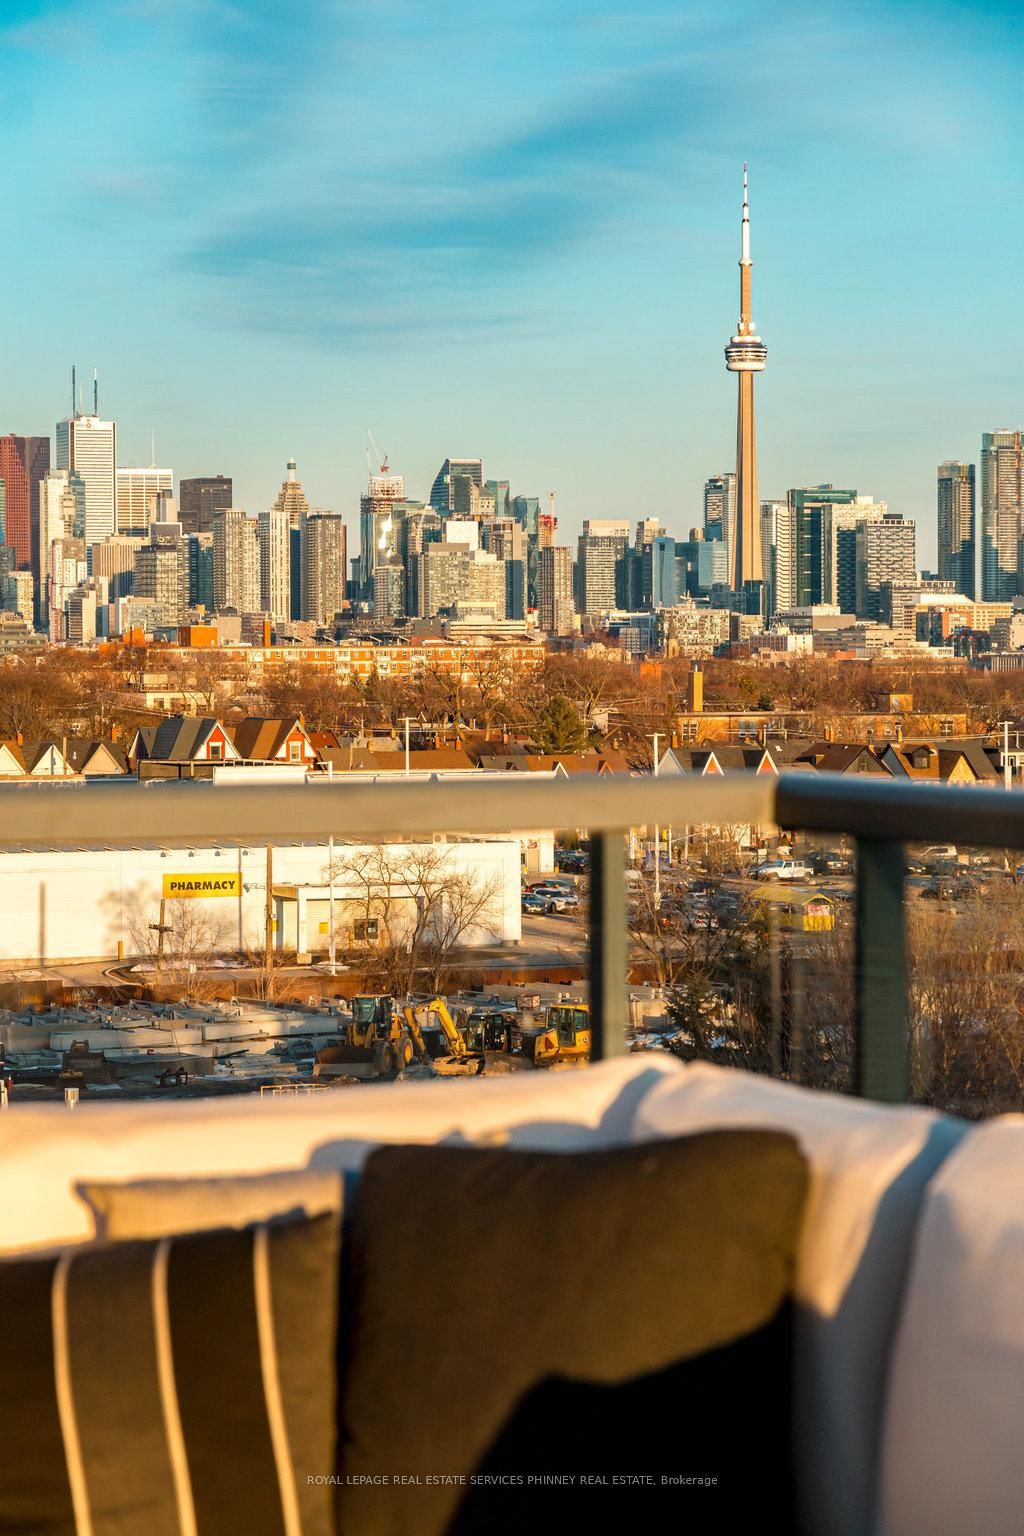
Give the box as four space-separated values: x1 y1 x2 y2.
854 836 908 1102
589 830 628 1060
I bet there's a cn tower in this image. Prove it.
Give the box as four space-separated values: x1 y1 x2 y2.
724 164 767 589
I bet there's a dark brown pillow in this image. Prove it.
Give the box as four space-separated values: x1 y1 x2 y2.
337 1131 807 1535
0 1213 340 1536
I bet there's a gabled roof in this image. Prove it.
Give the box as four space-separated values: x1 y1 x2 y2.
0 741 26 774
798 743 892 775
21 741 74 775
660 746 775 776
138 716 236 762
231 717 310 762
63 739 129 775
939 743 999 782
308 730 340 752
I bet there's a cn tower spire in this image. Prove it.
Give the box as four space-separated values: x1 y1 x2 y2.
724 162 767 594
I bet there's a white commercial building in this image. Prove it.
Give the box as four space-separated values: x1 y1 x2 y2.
0 833 522 963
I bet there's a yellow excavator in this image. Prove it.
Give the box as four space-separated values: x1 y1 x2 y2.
314 995 414 1080
404 998 485 1076
509 1001 591 1067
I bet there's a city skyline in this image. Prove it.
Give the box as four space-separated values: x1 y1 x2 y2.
3 1 1023 562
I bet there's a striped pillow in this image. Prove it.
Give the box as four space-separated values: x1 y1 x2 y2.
0 1214 339 1536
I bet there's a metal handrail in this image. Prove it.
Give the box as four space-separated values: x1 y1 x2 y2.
0 771 1012 1104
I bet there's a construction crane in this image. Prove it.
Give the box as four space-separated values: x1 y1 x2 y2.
366 429 390 477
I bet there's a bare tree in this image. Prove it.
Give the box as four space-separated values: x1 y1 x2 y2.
327 842 503 996
128 898 231 999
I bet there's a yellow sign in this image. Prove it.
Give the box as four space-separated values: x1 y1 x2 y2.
163 873 242 899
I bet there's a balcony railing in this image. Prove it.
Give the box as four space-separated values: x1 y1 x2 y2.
4 771 1024 1104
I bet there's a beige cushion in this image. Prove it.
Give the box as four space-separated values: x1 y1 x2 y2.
633 1063 964 1536
0 1054 679 1254
878 1119 1024 1536
79 1167 344 1240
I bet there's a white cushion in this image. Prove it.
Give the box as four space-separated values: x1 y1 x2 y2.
0 1055 679 1255
878 1118 1024 1536
633 1063 964 1536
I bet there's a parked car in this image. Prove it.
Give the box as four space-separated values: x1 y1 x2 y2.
809 850 852 877
555 850 589 873
921 844 958 863
753 859 815 882
921 875 980 903
526 880 577 899
521 893 551 915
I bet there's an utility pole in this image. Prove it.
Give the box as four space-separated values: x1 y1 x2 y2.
328 832 336 976
648 733 662 910
402 716 413 775
149 898 171 971
265 842 274 996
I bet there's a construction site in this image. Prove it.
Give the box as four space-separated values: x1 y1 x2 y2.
0 988 681 1102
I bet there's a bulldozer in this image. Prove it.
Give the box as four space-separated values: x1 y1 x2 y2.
404 998 485 1076
508 1002 591 1067
314 995 415 1080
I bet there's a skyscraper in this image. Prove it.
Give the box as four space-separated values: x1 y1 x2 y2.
38 468 85 628
0 435 49 575
855 514 916 620
642 536 677 609
937 461 976 599
259 460 309 623
301 513 347 627
359 458 405 600
56 398 116 549
703 473 735 544
116 465 173 538
179 475 233 537
723 166 766 591
212 507 260 612
788 486 860 607
428 458 483 515
537 547 574 635
575 523 629 614
980 431 1022 601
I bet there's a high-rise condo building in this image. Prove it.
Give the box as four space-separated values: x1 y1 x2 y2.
116 465 173 538
212 507 260 612
301 512 347 627
55 405 116 550
38 469 85 629
429 458 483 516
723 166 766 591
538 546 574 635
703 473 735 545
179 475 233 537
576 522 630 614
937 461 976 599
259 460 310 622
0 435 50 577
359 459 405 600
788 486 859 607
855 513 917 621
980 432 1022 601
759 500 790 616
642 536 677 609
827 497 887 614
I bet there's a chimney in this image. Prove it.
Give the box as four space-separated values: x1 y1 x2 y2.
686 664 704 714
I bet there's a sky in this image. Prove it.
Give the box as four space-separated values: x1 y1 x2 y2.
2 0 1022 565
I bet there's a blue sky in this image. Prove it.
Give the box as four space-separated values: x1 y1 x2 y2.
2 0 1022 563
